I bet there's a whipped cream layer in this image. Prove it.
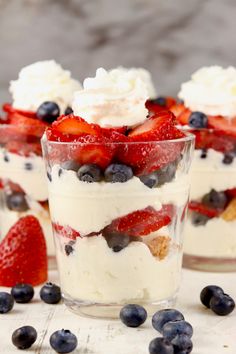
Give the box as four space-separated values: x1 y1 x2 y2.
56 235 181 303
179 66 236 117
72 67 149 128
190 149 236 200
0 149 47 201
184 218 236 258
48 165 189 235
10 60 81 113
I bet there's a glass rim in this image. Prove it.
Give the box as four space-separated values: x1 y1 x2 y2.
41 131 195 147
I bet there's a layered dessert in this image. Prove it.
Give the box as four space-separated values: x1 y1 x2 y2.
0 60 81 261
42 67 194 317
169 66 236 271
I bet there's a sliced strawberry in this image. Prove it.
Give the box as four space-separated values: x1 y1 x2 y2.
9 112 47 138
0 216 47 287
52 115 101 137
52 222 80 240
6 140 42 157
101 126 127 138
3 103 36 119
208 116 236 138
225 188 236 199
0 125 28 145
146 97 177 114
104 205 173 237
169 103 191 126
193 129 236 153
188 201 221 218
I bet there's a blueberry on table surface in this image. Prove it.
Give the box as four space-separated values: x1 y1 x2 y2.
11 283 34 303
40 282 62 304
36 101 60 124
171 334 193 353
152 309 184 333
210 293 235 316
120 304 147 327
6 192 29 212
149 337 174 354
202 189 228 209
0 292 14 313
77 164 102 183
50 329 78 354
104 163 133 183
12 326 37 349
162 320 193 341
188 111 208 128
200 285 224 308
139 172 159 188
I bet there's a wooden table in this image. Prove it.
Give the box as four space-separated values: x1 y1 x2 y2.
1 269 235 353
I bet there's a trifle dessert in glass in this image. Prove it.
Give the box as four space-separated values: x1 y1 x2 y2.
0 60 81 265
169 66 236 272
42 67 194 318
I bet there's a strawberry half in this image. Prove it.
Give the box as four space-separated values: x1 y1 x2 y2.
104 205 173 237
3 103 36 119
52 222 80 240
9 112 47 138
193 129 236 153
0 216 47 287
208 116 236 138
188 201 221 218
52 115 101 137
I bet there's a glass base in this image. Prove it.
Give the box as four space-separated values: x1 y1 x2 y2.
63 292 178 319
183 253 236 272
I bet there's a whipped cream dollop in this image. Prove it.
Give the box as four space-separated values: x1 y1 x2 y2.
10 60 81 113
178 66 236 118
72 67 149 128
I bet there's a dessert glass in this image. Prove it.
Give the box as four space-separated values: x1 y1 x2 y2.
0 123 54 267
42 134 194 318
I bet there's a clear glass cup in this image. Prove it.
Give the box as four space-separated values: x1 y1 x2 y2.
42 134 194 318
183 128 236 272
0 124 55 267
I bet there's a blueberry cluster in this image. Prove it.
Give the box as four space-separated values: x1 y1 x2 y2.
200 285 235 316
36 101 73 124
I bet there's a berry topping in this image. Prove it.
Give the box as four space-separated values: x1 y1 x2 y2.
191 212 210 226
40 282 61 304
103 231 130 252
139 172 159 188
65 106 73 115
223 153 234 165
65 242 74 256
37 101 60 124
52 223 80 240
52 115 100 137
12 326 37 350
200 285 224 308
0 292 14 313
0 216 47 287
162 320 193 341
61 160 80 172
104 164 133 183
11 283 34 303
188 201 221 218
149 337 174 354
9 111 47 137
202 189 228 209
77 164 102 183
188 111 208 128
208 115 236 138
171 334 193 353
6 192 29 212
200 149 207 159
150 96 167 107
50 329 78 354
120 304 147 328
105 205 172 237
210 294 235 316
152 309 184 333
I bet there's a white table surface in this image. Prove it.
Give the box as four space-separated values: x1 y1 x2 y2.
0 269 235 354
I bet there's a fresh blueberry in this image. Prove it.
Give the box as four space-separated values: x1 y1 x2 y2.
150 96 167 107
61 160 80 172
104 164 133 183
103 231 130 252
200 149 207 159
200 285 224 308
191 212 210 226
12 326 37 349
120 304 147 327
202 189 228 209
25 162 33 170
210 293 235 316
50 329 78 354
40 283 61 304
11 284 34 303
162 320 193 341
3 153 9 162
152 309 184 333
139 172 159 188
77 164 102 183
188 111 208 128
223 153 234 165
6 192 29 212
65 242 74 256
149 337 174 354
0 292 14 313
36 101 60 124
65 106 73 115
171 334 193 353
157 162 177 185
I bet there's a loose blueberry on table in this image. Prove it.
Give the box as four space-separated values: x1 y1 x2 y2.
50 329 78 354
120 304 147 328
0 292 14 313
40 282 62 304
12 326 37 350
11 283 34 303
